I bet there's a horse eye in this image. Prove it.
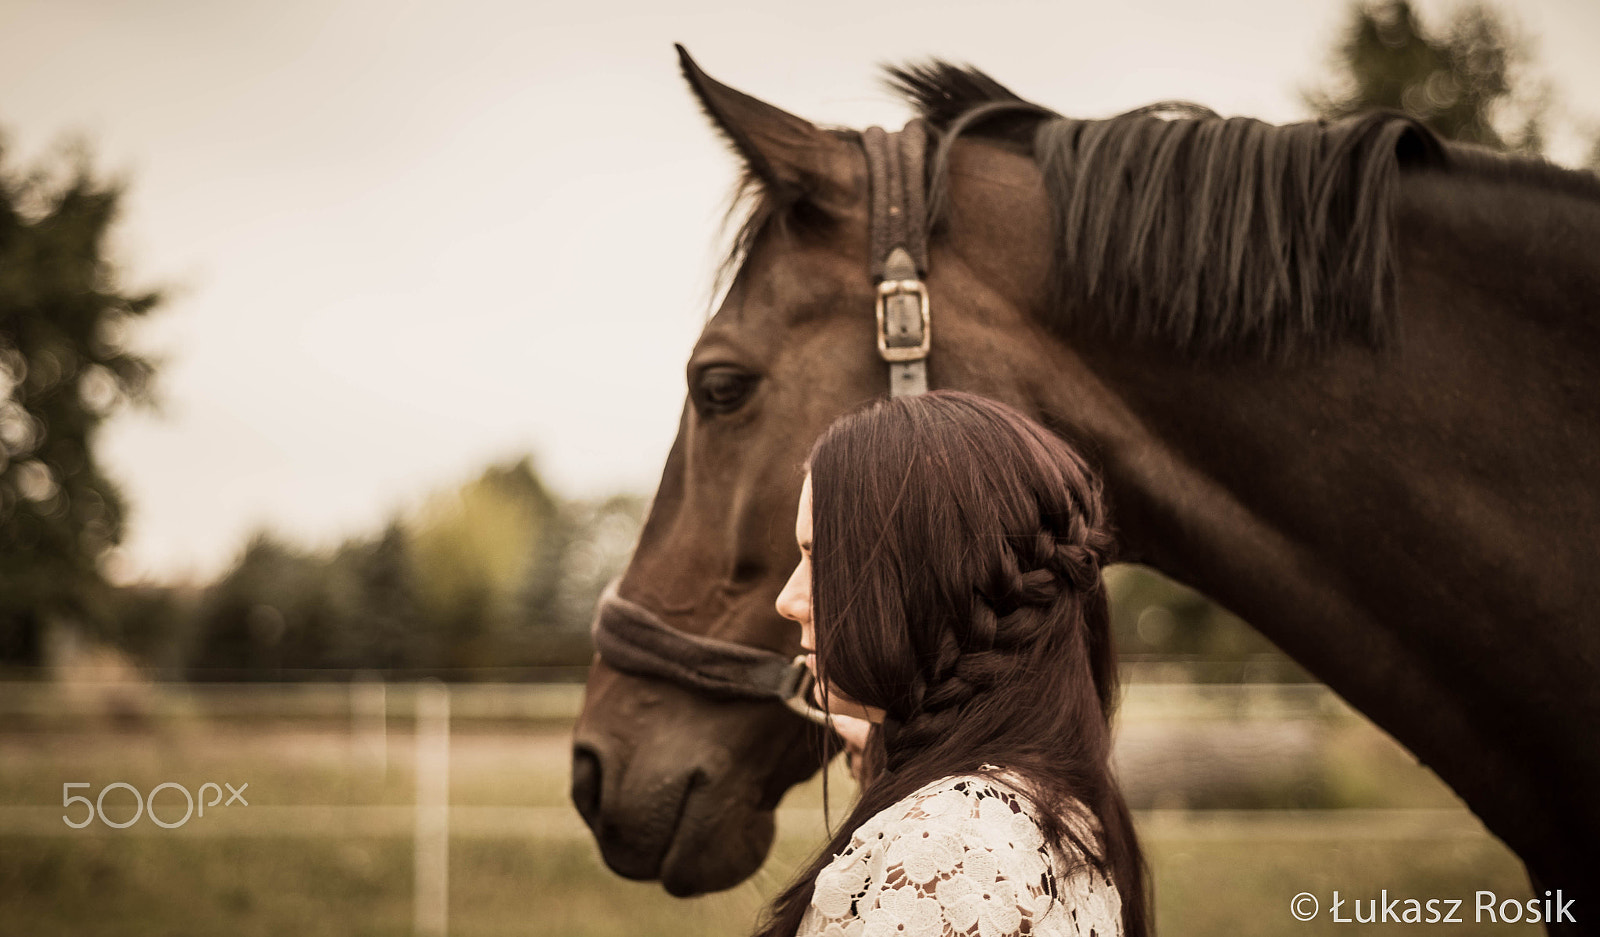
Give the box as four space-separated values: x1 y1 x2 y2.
693 367 758 415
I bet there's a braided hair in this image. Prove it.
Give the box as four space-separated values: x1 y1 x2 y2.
755 390 1149 937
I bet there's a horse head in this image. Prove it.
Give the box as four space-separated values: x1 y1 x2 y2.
568 49 1068 895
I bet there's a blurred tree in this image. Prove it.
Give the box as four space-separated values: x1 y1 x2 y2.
177 457 602 680
184 533 337 678
105 583 198 678
405 457 559 671
0 142 159 668
327 521 423 671
1305 0 1547 153
184 528 428 679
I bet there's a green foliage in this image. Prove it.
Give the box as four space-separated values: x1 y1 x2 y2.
404 458 558 670
173 458 638 680
186 534 345 677
1305 0 1547 153
0 141 159 666
101 582 197 675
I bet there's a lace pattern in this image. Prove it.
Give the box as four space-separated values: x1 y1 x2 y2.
798 771 1121 937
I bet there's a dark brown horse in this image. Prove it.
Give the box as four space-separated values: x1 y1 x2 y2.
570 48 1600 923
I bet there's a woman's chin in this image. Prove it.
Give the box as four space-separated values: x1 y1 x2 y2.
817 689 884 724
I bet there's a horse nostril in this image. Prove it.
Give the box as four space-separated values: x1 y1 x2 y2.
571 743 603 824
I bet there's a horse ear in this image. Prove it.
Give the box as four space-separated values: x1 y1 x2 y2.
676 45 856 215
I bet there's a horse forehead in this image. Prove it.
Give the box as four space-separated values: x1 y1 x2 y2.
694 270 868 364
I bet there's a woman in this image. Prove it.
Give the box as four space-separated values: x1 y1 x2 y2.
763 390 1149 937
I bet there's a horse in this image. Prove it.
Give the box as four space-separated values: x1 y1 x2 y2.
570 46 1600 925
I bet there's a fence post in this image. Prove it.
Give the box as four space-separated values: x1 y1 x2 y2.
414 680 450 937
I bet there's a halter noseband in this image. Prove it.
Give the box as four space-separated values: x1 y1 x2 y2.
590 121 933 723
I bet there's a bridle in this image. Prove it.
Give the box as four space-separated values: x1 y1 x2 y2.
589 121 933 724
863 120 932 398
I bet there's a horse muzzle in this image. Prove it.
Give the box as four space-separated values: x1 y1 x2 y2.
570 717 777 895
570 583 834 893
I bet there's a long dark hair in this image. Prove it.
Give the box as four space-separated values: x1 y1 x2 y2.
755 389 1150 937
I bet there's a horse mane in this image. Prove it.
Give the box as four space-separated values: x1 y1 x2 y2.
887 61 1600 358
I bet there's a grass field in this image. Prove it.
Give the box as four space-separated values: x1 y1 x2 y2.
0 682 1538 936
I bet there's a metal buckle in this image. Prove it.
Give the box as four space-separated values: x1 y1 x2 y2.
781 655 831 726
875 278 931 363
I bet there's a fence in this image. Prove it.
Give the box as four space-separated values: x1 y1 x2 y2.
0 677 1510 935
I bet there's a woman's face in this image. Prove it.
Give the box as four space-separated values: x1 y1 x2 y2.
775 473 817 674
775 472 884 723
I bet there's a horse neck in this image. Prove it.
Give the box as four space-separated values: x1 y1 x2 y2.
1033 163 1600 650
1396 162 1600 354
1018 165 1600 892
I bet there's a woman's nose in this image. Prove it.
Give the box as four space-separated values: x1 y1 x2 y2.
776 585 804 622
776 567 807 622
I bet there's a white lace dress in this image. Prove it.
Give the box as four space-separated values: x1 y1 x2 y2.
798 770 1122 937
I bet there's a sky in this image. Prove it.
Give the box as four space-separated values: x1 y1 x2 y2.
0 0 1595 583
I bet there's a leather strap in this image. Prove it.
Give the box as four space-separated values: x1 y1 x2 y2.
591 578 811 703
864 120 932 397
